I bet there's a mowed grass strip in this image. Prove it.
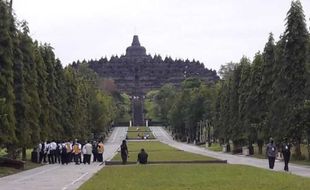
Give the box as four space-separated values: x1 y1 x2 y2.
112 141 216 162
126 126 155 139
126 131 155 139
79 164 310 190
127 127 151 132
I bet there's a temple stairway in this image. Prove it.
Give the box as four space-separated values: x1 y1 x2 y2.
132 96 144 126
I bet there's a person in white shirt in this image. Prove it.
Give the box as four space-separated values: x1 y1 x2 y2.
49 140 57 164
83 141 92 164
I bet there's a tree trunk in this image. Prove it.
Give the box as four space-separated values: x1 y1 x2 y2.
257 139 263 155
226 143 231 152
7 144 18 159
308 138 310 161
294 138 302 160
22 147 27 161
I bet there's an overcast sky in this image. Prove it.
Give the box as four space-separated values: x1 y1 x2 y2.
13 0 310 71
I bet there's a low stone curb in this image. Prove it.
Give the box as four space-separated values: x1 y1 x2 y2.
105 160 227 165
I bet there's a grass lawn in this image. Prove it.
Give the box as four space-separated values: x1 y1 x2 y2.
0 149 41 177
127 127 151 132
126 131 155 139
113 141 217 162
79 164 310 190
127 127 155 139
206 143 222 152
291 160 310 166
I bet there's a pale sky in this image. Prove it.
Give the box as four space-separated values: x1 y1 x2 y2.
13 0 310 71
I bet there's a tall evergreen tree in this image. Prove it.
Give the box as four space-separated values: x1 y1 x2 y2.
40 44 57 139
35 43 49 140
12 23 29 160
282 0 309 158
18 23 41 159
247 52 264 153
238 57 252 144
269 36 288 141
53 59 65 139
260 33 276 134
0 0 17 153
229 63 242 148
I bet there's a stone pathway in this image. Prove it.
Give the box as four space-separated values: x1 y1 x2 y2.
0 127 127 190
151 127 310 178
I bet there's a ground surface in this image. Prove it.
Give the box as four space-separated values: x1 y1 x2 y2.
150 127 310 178
79 164 310 190
112 141 216 162
1 126 310 190
0 127 127 190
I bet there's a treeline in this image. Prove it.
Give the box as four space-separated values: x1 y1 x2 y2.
0 1 117 159
151 0 310 159
148 79 215 142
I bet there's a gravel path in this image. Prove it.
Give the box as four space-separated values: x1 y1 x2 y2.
151 127 310 178
0 127 127 190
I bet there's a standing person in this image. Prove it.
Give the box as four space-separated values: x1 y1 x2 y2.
49 140 57 164
42 140 48 163
137 148 148 164
73 140 81 165
97 141 104 162
55 142 62 164
39 141 46 163
83 141 92 164
282 138 291 171
120 140 128 164
266 138 277 169
61 142 67 165
65 141 72 164
46 141 53 164
92 141 98 162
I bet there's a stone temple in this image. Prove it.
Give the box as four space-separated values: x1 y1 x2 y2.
86 35 219 126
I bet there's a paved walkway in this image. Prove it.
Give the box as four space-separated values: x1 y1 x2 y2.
151 127 310 178
0 127 127 190
1 126 309 190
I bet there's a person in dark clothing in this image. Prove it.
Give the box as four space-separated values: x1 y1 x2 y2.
39 141 46 163
120 140 128 164
61 143 67 165
282 138 291 171
266 138 277 169
92 141 98 162
137 148 148 164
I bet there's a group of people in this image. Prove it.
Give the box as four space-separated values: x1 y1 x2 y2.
120 140 148 164
38 137 292 171
38 139 105 165
266 137 291 171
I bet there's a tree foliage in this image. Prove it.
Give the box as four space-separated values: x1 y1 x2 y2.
0 1 118 158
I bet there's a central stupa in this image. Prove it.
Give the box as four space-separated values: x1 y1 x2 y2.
125 35 147 57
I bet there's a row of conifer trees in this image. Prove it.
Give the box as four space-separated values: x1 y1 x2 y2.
0 1 117 159
152 0 310 159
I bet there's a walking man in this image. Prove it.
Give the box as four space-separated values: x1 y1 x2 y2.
282 138 291 171
266 138 277 169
